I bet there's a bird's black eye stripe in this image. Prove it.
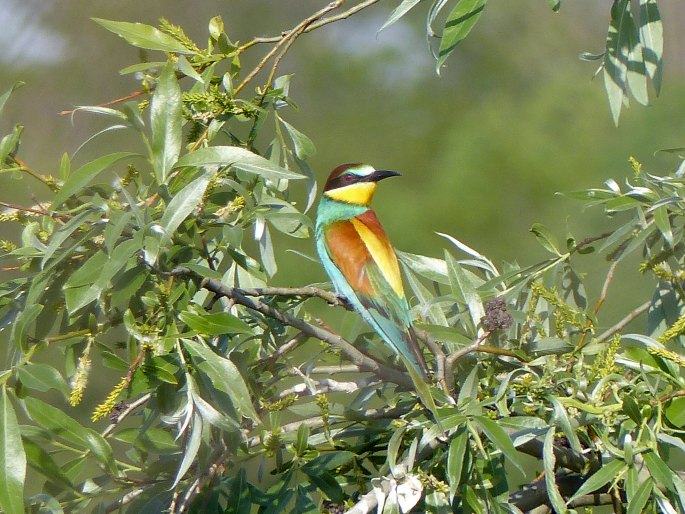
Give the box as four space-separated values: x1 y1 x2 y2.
325 173 359 191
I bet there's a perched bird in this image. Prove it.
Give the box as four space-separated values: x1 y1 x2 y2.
315 163 428 377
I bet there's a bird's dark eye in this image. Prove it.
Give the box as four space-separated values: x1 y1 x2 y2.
343 174 354 183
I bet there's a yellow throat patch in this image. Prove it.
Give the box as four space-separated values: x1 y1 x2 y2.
324 182 376 206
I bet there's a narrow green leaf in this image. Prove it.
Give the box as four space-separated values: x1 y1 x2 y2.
437 0 487 71
50 152 137 210
295 485 318 514
226 468 252 514
623 7 648 106
604 0 630 125
258 224 277 277
187 374 238 432
387 424 407 477
22 438 74 491
652 205 673 246
16 364 69 397
622 395 643 425
405 358 440 426
11 304 43 349
379 0 422 32
638 0 663 92
173 146 304 180
474 416 524 475
0 82 24 117
543 428 568 514
63 250 108 313
158 172 213 240
0 125 22 164
24 396 118 474
279 118 315 160
462 485 485 514
93 19 195 54
437 231 499 277
398 251 448 284
177 55 204 84
295 422 309 456
568 458 625 501
665 396 685 427
24 397 90 447
643 450 675 491
447 424 468 500
84 431 118 476
0 388 25 514
184 339 258 420
627 478 653 514
445 251 484 331
530 223 561 255
302 451 355 473
548 395 582 452
41 210 102 267
179 311 252 336
303 470 344 505
151 62 182 184
171 412 202 489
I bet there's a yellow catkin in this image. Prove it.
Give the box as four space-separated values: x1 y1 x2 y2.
658 312 685 344
158 18 200 53
69 337 93 407
649 346 685 368
91 375 128 422
589 333 621 380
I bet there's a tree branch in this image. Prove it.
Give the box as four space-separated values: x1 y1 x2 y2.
275 376 380 400
166 266 412 387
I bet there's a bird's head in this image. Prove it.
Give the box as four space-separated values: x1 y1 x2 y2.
322 163 400 206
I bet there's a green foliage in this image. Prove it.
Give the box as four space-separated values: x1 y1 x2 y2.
0 3 682 514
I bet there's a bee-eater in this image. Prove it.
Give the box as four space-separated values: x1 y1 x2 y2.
315 163 428 377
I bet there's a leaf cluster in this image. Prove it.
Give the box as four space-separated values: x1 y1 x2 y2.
0 4 681 514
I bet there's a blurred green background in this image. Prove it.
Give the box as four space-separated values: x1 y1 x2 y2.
2 0 685 301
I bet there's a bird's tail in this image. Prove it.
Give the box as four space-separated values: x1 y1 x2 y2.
372 316 428 378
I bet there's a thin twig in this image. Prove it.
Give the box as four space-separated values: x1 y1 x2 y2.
569 230 615 255
102 393 152 438
595 300 651 343
103 487 147 513
444 330 490 389
575 260 620 354
445 331 491 369
234 0 344 95
265 331 309 363
238 0 382 49
415 327 448 393
0 200 54 217
228 285 348 307
594 260 618 316
10 156 56 188
59 90 145 116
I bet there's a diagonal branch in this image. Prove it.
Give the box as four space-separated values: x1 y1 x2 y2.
596 300 651 343
167 266 412 387
234 0 345 94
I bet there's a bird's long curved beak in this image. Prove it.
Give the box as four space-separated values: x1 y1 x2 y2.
366 169 401 182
